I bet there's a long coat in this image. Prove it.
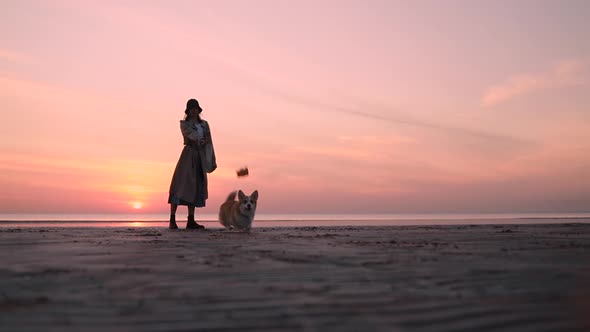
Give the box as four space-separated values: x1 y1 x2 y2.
168 120 217 206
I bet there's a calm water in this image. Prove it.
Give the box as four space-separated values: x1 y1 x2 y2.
0 213 589 228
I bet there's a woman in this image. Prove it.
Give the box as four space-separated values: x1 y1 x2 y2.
168 98 217 229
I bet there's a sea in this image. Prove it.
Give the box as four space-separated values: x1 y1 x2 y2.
0 213 589 228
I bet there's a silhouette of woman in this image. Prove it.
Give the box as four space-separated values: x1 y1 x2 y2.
168 98 217 229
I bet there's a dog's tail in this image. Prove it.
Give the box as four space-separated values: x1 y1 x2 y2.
225 191 237 202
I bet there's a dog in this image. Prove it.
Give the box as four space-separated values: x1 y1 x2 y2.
219 190 258 230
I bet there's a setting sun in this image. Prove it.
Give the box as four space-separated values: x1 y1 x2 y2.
132 202 143 210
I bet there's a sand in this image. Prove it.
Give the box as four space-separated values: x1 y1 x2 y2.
1 223 589 332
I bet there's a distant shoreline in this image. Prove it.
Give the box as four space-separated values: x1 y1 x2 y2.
0 217 589 228
1 212 590 221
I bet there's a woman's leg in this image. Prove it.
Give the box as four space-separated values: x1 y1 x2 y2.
169 204 178 229
186 205 204 229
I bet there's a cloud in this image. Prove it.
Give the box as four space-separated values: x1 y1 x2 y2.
257 84 532 150
481 59 588 107
0 49 36 64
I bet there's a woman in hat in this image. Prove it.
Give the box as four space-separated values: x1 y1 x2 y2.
168 98 217 229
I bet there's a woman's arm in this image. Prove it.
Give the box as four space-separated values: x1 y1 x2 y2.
204 121 217 171
180 121 201 143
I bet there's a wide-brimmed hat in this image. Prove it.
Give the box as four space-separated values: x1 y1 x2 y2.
185 98 202 114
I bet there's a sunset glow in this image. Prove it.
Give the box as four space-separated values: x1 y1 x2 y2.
1 0 589 215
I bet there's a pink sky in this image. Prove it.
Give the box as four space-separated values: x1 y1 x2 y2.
1 0 589 214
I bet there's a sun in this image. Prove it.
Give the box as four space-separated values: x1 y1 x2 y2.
132 201 143 209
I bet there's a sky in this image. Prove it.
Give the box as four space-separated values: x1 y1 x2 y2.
1 0 589 215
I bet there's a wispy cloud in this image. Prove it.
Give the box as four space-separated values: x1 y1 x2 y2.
0 49 36 64
258 84 532 149
482 59 588 107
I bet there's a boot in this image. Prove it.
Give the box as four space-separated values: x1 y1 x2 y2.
186 215 205 229
169 215 178 229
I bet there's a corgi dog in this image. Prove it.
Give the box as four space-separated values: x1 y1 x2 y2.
219 190 258 230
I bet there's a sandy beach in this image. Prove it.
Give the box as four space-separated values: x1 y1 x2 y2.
1 223 589 332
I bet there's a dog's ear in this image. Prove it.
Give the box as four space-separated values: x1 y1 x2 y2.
251 190 259 201
238 190 246 201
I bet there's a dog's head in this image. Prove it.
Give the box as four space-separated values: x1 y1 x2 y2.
238 190 258 215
